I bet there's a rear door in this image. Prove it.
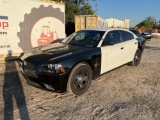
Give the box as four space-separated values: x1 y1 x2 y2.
119 30 138 63
100 30 125 74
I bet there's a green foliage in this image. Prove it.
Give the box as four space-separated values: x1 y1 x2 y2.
52 0 96 35
80 3 95 15
136 16 158 29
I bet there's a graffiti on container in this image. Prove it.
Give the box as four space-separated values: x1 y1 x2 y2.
98 20 107 28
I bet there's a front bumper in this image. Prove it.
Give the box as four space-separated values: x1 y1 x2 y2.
20 62 69 92
24 73 68 92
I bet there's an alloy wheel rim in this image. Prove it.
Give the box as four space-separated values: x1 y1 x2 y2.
74 71 89 90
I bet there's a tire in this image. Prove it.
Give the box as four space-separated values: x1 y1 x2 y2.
130 48 142 66
67 63 93 95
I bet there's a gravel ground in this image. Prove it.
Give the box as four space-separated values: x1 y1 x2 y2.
0 38 160 120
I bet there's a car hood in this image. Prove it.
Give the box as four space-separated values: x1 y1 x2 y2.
21 42 89 62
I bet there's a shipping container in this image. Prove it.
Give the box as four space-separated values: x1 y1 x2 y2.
105 18 130 29
75 15 108 31
0 0 65 60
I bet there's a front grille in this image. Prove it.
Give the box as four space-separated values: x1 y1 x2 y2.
21 60 38 78
23 61 35 69
23 68 38 77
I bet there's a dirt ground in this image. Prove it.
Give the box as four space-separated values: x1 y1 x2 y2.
0 38 160 120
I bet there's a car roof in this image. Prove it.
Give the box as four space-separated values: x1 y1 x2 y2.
78 27 137 38
80 27 130 32
130 29 137 31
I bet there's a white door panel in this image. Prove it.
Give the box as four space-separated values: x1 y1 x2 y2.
100 29 138 75
122 39 138 63
101 42 125 74
100 39 138 74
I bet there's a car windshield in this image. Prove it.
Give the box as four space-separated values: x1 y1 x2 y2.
64 30 105 47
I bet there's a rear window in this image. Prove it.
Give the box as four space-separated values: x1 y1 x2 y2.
102 30 121 45
120 30 134 41
130 30 139 34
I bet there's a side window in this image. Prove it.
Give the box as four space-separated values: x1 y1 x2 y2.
120 30 134 41
102 30 121 46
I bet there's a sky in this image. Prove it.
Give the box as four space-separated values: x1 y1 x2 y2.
90 0 160 27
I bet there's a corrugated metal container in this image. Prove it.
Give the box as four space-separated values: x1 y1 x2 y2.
75 15 107 31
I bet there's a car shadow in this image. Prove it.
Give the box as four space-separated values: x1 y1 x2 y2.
145 46 160 50
3 50 30 120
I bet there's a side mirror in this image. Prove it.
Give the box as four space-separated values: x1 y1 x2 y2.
102 41 114 46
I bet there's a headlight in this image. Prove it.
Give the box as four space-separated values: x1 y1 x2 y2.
41 64 65 73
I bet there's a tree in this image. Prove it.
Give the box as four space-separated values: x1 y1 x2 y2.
136 16 158 29
52 0 96 35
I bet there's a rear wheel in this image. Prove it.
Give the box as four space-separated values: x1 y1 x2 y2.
67 63 93 95
130 48 142 66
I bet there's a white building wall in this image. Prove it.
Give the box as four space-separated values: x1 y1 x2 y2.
0 0 65 55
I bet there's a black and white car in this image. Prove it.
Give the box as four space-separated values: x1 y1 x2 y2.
20 28 145 95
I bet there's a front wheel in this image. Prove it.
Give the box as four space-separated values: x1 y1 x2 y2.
67 63 93 95
130 49 142 66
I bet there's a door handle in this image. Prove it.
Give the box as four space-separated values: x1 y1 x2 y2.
121 47 124 50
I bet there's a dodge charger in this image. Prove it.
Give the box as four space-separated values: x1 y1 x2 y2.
20 28 145 95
